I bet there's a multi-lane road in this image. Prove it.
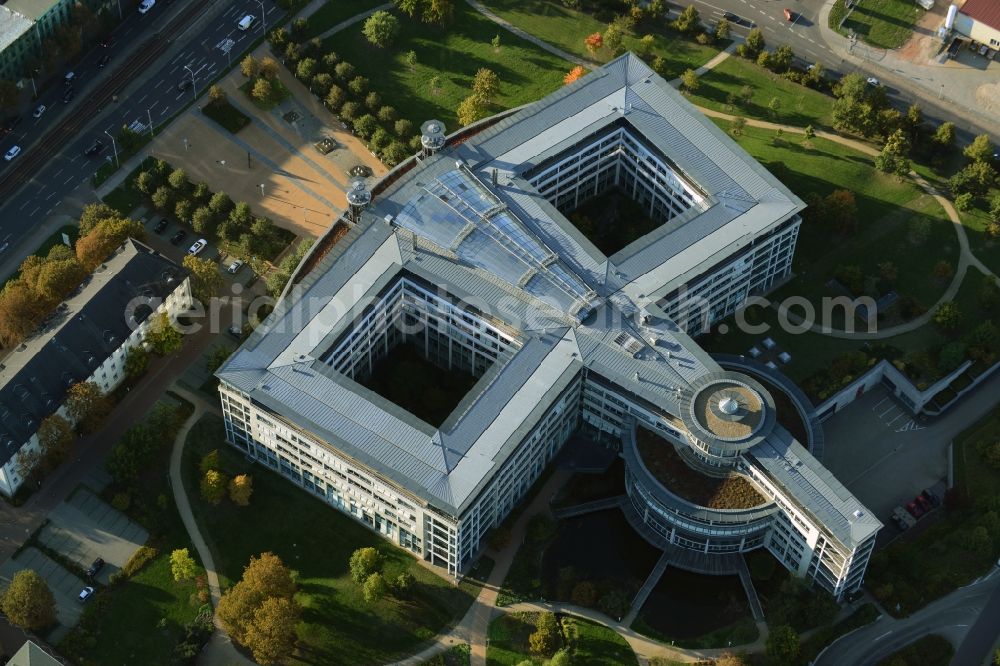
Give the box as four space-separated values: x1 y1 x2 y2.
680 0 994 143
0 0 279 260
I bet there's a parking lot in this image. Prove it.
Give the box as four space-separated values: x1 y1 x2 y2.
0 548 86 640
38 487 148 585
822 385 947 527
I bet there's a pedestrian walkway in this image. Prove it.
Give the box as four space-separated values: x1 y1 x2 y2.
624 550 671 626
464 0 596 69
551 495 624 519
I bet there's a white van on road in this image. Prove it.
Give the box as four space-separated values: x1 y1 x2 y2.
238 14 256 31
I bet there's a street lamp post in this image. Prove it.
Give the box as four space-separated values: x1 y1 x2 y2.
256 0 266 31
259 183 265 197
115 0 122 19
183 64 197 100
147 108 154 138
183 137 189 151
104 130 119 168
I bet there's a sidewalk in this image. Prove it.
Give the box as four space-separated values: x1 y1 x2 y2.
815 0 1000 138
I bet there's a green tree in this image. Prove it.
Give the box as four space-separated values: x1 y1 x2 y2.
765 625 800 665
353 114 379 140
259 56 280 80
528 611 560 656
175 199 193 224
933 302 962 333
964 134 995 163
65 381 111 433
393 571 414 594
950 161 997 197
457 94 488 126
124 345 150 380
743 28 765 59
490 34 501 51
404 50 418 69
955 192 974 212
209 84 226 103
326 84 347 110
730 115 746 136
251 78 273 104
363 10 400 48
295 57 316 81
230 474 253 506
348 75 369 96
362 572 387 603
832 72 885 137
422 0 454 25
334 61 355 82
932 121 955 151
243 596 300 665
771 45 793 72
135 171 156 195
471 68 499 105
603 21 625 55
151 186 172 211
146 311 183 355
36 414 74 470
182 254 224 303
715 18 730 41
168 168 189 191
681 69 699 92
349 547 382 583
171 548 198 582
240 54 258 78
673 5 701 34
201 469 228 505
875 129 911 177
191 206 215 236
0 570 56 630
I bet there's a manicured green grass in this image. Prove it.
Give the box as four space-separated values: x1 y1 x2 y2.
421 643 472 666
101 157 156 217
842 0 925 50
959 187 1000 276
721 122 957 313
496 514 555 607
182 415 485 665
201 98 251 133
688 56 834 128
300 0 386 39
330 3 571 131
486 612 636 666
481 0 720 79
874 634 953 666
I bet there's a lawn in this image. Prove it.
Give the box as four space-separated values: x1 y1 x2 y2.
481 0 720 78
421 644 472 666
59 397 205 666
201 98 251 133
720 122 957 317
101 156 156 217
959 186 1000 276
865 400 1000 616
875 634 953 666
486 612 637 666
688 56 834 128
182 415 485 665
568 189 660 256
329 3 571 131
841 0 926 50
300 0 386 39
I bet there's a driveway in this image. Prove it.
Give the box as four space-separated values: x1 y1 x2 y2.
37 487 148 586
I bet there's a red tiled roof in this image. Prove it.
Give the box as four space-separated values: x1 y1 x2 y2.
960 0 1000 32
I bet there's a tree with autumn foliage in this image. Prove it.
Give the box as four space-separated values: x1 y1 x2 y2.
75 217 146 271
584 32 603 55
217 552 300 663
564 66 586 85
65 381 112 434
229 474 253 506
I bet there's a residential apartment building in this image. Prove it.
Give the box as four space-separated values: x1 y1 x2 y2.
217 53 880 596
0 239 191 497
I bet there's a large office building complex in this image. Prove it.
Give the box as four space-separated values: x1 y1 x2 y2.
217 54 880 598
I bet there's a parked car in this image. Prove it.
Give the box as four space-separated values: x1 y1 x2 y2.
78 586 95 602
100 35 116 48
228 324 244 339
227 259 244 274
170 229 187 245
915 494 933 513
187 238 207 255
64 71 76 85
905 500 923 519
866 76 881 87
153 218 169 234
97 54 111 68
32 104 46 118
61 87 75 104
84 140 104 157
921 489 940 507
3 146 21 161
4 116 21 132
138 0 155 14
783 7 794 21
238 14 256 31
177 78 192 92
86 558 105 578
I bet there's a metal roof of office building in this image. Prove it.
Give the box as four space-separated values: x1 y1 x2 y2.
218 53 878 547
0 6 33 53
0 239 187 469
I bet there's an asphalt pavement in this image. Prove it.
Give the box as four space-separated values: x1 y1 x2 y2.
0 0 280 273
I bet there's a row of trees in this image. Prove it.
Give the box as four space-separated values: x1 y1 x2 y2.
348 546 415 604
0 204 144 346
198 449 254 506
262 32 415 166
217 552 301 665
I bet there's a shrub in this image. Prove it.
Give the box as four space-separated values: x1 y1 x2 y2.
122 545 159 577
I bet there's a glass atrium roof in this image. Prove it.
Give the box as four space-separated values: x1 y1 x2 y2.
394 168 596 316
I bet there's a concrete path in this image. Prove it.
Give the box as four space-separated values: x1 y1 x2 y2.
624 550 671 626
464 0 595 69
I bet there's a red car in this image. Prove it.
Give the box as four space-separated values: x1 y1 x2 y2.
906 500 924 519
915 494 933 513
783 8 794 21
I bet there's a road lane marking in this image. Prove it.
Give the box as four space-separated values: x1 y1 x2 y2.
138 93 148 104
30 206 40 216
19 200 29 210
874 631 892 642
46 206 53 216
873 396 890 410
63 176 74 185
886 413 906 427
878 406 896 417
53 168 63 178
45 191 55 201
